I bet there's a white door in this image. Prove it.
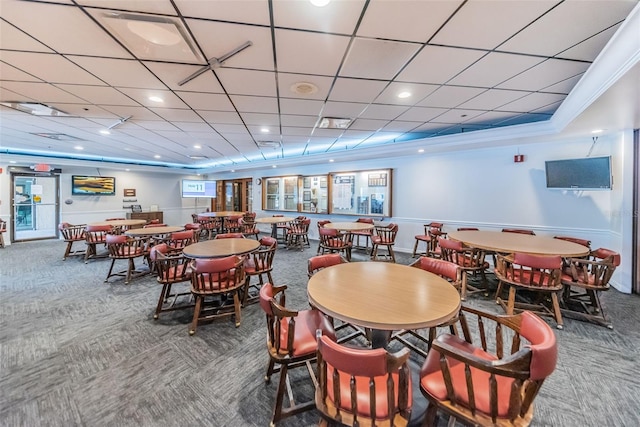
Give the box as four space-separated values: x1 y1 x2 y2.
12 174 59 241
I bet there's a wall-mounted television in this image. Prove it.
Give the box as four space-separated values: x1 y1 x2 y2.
545 156 612 190
181 179 217 198
71 175 116 195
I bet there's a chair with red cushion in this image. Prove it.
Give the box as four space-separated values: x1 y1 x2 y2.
104 234 147 284
183 222 201 242
151 244 193 320
351 217 375 251
58 222 87 260
439 237 489 300
259 283 336 426
307 253 348 278
166 230 194 251
393 257 464 357
495 252 564 329
242 237 277 306
315 333 412 427
412 221 444 258
371 223 399 263
197 215 221 240
189 256 246 334
319 226 352 261
84 224 112 263
316 220 332 254
553 235 591 249
238 217 260 240
560 247 620 329
143 223 168 228
286 218 311 251
224 214 243 233
214 232 245 239
420 305 557 426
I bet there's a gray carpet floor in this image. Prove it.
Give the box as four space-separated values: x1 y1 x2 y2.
1 236 639 427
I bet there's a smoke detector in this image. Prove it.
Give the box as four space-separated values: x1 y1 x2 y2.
290 82 318 95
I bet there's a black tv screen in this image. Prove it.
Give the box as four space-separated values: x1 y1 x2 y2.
71 175 116 195
545 156 612 190
181 179 216 198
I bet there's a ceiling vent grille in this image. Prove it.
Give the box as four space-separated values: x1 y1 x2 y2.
31 133 83 141
258 141 282 149
317 117 352 129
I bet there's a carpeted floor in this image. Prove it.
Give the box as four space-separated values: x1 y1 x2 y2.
1 236 639 426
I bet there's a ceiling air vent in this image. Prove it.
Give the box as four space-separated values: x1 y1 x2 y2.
258 141 282 149
2 102 70 117
31 133 83 141
317 117 352 129
188 155 208 160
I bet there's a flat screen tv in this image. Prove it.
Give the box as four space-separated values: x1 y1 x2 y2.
71 175 116 195
181 179 217 198
545 156 612 190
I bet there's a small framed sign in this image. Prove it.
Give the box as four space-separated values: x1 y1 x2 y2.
123 188 136 197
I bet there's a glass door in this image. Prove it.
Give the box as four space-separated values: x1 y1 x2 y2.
12 174 59 241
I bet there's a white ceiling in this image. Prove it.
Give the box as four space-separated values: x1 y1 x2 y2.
1 0 639 172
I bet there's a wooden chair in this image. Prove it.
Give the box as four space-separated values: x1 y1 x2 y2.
371 223 399 262
197 215 221 240
58 222 86 260
420 305 558 427
286 218 311 251
495 252 564 329
502 228 536 235
183 222 201 242
393 257 464 357
315 333 412 427
351 217 374 250
259 283 336 426
427 226 448 259
104 234 147 284
553 235 591 249
84 224 112 263
319 227 352 261
214 232 245 239
316 220 332 254
238 217 260 240
223 214 243 233
242 236 277 306
152 244 193 320
438 237 489 300
0 219 7 248
412 221 444 258
273 214 289 244
189 255 246 334
560 247 620 329
165 230 194 251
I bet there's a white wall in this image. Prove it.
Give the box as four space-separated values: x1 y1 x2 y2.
0 130 634 292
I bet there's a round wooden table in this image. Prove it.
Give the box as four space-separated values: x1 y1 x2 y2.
255 216 295 241
324 222 374 232
197 211 245 218
308 262 461 348
88 219 147 228
448 230 590 257
125 226 184 237
182 238 260 259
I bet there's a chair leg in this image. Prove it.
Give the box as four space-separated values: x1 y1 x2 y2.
412 239 419 257
506 286 516 314
550 292 563 330
495 280 504 303
233 291 241 327
423 403 438 427
63 241 72 260
265 359 276 382
189 295 203 335
272 363 289 424
105 259 117 282
389 245 396 263
154 284 170 319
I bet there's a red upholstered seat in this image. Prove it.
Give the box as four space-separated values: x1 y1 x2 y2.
319 227 352 261
58 222 87 260
420 306 557 426
104 234 147 284
242 236 277 305
371 223 398 262
439 237 489 300
152 243 193 320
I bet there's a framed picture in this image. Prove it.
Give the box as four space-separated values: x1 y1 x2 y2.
320 177 327 188
303 190 311 201
71 175 116 196
123 188 136 197
303 177 311 188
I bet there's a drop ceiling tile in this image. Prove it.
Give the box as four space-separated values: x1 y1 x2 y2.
280 114 319 127
272 0 365 34
530 100 563 114
448 52 545 88
1 51 105 86
199 110 243 125
0 20 54 53
242 113 280 126
396 106 450 122
540 74 584 94
457 88 529 110
357 1 463 43
53 103 119 119
328 78 388 103
53 85 137 107
280 98 324 116
322 101 367 118
497 58 590 92
173 122 210 132
417 86 487 109
0 62 42 83
499 0 636 57
340 38 420 80
177 92 235 111
1 2 131 58
185 19 274 71
100 105 163 121
341 129 375 139
216 69 277 97
435 108 485 124
229 95 278 114
275 29 350 75
381 121 422 132
0 81 86 104
150 108 202 122
77 0 177 15
556 25 621 61
432 1 557 50
68 56 165 89
349 118 389 131
494 113 549 127
127 120 177 131
175 0 270 24
359 104 409 120
116 88 189 109
396 45 486 85
212 124 250 134
497 92 566 113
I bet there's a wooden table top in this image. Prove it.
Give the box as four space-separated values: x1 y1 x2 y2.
182 238 260 259
88 219 147 227
125 226 184 236
448 230 591 257
324 222 374 232
197 211 245 218
255 216 295 224
308 262 461 331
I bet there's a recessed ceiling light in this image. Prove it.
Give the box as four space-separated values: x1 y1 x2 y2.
261 128 269 133
272 165 277 168
154 155 161 159
231 169 235 173
398 91 411 99
418 149 424 153
310 0 330 6
591 129 604 134
291 82 318 95
100 129 111 135
74 146 83 150
193 144 201 149
9 161 16 164
148 96 164 103
125 168 130 172
329 159 335 162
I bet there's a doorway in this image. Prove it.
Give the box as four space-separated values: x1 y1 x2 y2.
213 178 252 212
11 173 60 242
